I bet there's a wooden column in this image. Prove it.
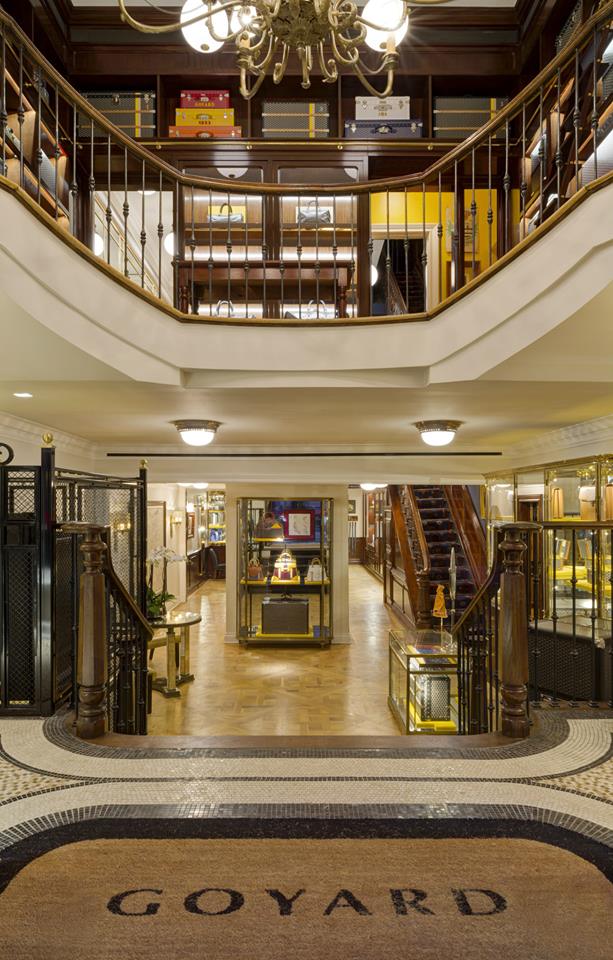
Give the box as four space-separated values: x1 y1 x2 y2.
499 523 537 739
62 522 108 739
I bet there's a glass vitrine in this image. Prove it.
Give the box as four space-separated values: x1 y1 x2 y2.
388 629 458 735
237 497 333 645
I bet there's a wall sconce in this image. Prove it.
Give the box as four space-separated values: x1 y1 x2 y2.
111 514 132 534
170 510 183 530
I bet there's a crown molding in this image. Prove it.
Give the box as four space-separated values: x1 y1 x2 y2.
503 414 613 466
0 411 99 457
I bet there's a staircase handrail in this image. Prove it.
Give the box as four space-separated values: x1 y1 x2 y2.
405 486 431 577
444 486 488 587
452 524 506 636
99 528 154 640
389 485 431 629
2 3 613 196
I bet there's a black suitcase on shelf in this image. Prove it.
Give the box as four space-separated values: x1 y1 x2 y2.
418 674 451 721
262 597 309 635
344 119 423 140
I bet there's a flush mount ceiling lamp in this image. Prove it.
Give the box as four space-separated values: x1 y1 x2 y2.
172 419 221 447
360 482 387 490
117 1 449 100
414 420 462 447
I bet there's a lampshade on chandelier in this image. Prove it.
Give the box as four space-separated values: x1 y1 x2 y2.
117 1 448 100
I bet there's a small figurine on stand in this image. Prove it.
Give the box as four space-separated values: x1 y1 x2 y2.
432 583 448 641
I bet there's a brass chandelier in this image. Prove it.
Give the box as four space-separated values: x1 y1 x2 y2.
117 1 448 100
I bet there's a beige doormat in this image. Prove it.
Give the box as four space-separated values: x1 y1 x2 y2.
0 835 611 960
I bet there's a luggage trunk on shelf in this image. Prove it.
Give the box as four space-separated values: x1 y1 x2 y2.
344 119 423 140
262 101 330 139
433 96 507 139
355 96 411 120
78 91 156 138
261 597 310 635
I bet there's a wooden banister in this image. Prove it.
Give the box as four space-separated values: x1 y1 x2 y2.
444 486 488 587
389 485 431 629
2 2 613 195
60 522 108 739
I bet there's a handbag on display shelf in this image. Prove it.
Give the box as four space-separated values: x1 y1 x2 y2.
215 300 235 317
296 199 333 229
305 557 325 582
283 300 331 320
247 556 264 581
255 513 284 540
207 202 244 224
272 549 299 582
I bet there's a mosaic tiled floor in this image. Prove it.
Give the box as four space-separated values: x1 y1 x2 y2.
0 710 611 852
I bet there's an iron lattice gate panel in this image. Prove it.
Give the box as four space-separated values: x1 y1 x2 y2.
0 467 41 712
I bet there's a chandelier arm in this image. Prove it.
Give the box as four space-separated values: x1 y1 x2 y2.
240 30 270 56
272 42 290 84
356 54 393 77
247 32 277 75
239 65 268 100
318 42 338 83
330 29 360 66
351 60 396 99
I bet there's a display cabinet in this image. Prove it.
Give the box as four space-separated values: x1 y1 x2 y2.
364 488 386 579
237 497 333 645
388 629 458 735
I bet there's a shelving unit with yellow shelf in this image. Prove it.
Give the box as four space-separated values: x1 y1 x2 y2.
388 629 459 735
237 496 333 647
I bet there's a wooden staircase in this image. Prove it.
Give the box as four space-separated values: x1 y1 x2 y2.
388 484 487 627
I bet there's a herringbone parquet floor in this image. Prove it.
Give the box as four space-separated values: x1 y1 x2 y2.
148 565 402 736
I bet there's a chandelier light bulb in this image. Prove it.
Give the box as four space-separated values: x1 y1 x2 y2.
415 420 462 447
363 0 409 52
163 232 175 256
93 233 105 257
230 4 255 34
370 264 379 286
181 0 226 53
172 419 221 447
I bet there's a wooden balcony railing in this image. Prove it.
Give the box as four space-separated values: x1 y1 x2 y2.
2 4 613 324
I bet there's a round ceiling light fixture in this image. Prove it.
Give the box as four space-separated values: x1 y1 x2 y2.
414 420 462 447
172 419 221 447
360 483 388 491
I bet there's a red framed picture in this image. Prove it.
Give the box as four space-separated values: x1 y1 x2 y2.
284 509 315 541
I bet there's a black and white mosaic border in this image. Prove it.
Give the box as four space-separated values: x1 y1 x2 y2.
0 804 611 865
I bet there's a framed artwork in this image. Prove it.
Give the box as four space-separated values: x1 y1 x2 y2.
186 511 196 539
284 509 315 541
348 498 357 515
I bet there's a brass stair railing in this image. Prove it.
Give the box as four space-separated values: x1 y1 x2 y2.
2 4 613 324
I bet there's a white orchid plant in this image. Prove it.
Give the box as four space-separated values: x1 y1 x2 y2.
146 546 187 620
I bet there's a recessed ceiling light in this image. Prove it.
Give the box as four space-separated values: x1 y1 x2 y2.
13 392 33 398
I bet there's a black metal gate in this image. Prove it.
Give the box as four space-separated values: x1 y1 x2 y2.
0 445 147 719
0 463 51 714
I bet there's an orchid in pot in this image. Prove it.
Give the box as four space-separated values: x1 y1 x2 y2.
146 546 186 621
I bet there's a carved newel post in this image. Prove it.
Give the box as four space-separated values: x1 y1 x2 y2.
499 524 532 739
62 523 108 739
